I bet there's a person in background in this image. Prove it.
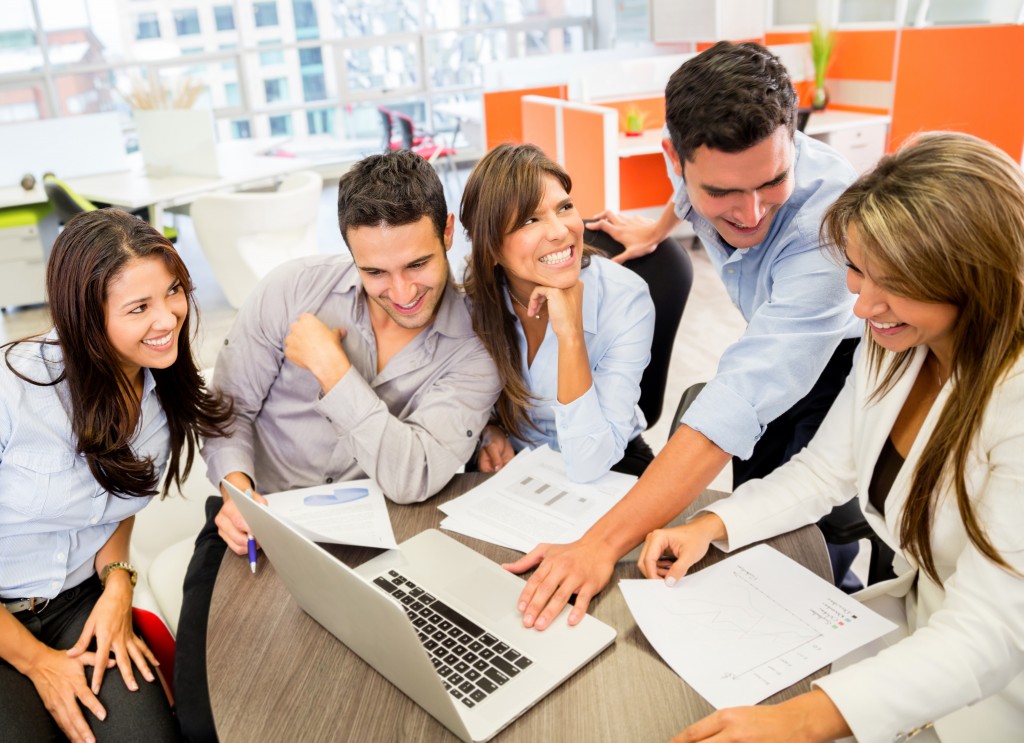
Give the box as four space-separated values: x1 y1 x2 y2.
461 143 656 481
643 132 1024 743
0 209 232 743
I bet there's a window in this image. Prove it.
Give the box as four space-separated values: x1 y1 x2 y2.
292 0 318 30
231 119 252 139
224 82 240 106
174 8 200 36
263 78 288 103
219 43 238 70
214 5 235 31
135 13 160 40
259 40 284 65
301 73 326 101
299 47 322 66
269 113 292 135
254 2 279 27
306 108 334 135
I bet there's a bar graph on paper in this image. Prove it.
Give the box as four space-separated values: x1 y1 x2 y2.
619 544 897 708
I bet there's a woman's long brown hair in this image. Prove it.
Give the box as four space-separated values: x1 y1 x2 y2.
460 144 583 440
822 132 1024 582
5 209 232 498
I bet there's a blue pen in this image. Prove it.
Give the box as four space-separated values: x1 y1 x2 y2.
243 487 258 574
247 533 257 574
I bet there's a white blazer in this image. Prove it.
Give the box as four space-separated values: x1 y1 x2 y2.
705 345 1024 743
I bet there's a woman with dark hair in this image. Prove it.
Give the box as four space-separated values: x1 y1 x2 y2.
0 209 232 742
642 133 1024 742
461 143 655 481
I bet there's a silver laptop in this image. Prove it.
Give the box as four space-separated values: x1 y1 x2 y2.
226 481 616 742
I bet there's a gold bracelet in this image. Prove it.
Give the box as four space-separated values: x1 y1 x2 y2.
99 561 138 588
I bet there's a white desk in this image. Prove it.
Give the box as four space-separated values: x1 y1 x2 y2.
68 147 312 226
0 185 47 210
617 110 891 173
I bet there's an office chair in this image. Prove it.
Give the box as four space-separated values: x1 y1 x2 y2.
797 107 812 133
190 170 322 309
42 174 178 243
393 112 457 178
584 227 693 429
669 380 894 586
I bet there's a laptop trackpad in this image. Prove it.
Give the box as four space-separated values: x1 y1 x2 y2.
443 566 522 623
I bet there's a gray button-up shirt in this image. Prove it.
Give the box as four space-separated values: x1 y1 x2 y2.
202 255 501 503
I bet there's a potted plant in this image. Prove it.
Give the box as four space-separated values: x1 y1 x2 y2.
810 21 834 111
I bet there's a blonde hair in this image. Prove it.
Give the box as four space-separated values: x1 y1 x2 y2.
822 132 1024 582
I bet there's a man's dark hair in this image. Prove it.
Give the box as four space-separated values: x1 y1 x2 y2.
336 149 448 248
665 41 797 164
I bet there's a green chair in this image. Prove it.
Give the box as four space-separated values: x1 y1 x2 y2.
42 174 178 243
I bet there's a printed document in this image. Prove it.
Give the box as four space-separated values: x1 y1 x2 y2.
439 445 636 553
265 479 398 549
620 544 898 708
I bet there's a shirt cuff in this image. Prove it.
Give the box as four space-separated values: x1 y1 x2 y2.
551 383 601 437
203 446 257 491
680 379 765 459
315 366 379 434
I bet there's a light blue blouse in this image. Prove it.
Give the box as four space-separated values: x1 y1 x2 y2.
0 334 168 599
509 255 654 483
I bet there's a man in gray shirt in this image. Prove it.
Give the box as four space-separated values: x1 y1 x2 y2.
175 150 501 741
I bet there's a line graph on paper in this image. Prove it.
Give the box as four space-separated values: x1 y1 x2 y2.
619 545 897 708
663 564 824 680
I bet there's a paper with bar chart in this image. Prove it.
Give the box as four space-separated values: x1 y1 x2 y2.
619 544 898 708
438 445 636 552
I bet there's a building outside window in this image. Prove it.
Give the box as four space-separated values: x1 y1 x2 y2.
136 13 160 40
263 77 287 103
307 108 333 135
214 5 235 32
224 81 240 106
231 119 252 138
301 72 326 101
254 2 279 27
174 8 200 36
259 40 284 65
269 113 292 135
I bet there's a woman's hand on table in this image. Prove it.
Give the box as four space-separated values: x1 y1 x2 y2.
478 425 515 472
638 513 726 584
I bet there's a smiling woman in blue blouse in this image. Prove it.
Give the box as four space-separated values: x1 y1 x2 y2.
461 144 655 482
0 209 231 742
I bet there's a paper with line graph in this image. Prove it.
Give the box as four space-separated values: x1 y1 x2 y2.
438 445 636 552
619 544 897 708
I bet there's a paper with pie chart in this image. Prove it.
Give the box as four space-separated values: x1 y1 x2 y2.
619 544 898 708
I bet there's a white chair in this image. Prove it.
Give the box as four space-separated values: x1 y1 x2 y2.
190 170 323 309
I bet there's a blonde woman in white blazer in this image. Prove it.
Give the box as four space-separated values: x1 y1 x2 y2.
640 132 1024 743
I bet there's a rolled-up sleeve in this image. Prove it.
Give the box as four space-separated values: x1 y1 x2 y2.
552 281 653 482
682 246 856 458
317 340 500 504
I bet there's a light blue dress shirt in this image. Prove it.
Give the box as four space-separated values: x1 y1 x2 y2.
508 255 654 482
0 334 168 599
666 131 862 459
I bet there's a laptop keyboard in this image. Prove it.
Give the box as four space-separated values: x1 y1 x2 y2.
372 569 534 709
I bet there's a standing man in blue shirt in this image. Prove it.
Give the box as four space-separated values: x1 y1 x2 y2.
507 41 862 630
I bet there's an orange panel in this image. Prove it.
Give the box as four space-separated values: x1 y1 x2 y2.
765 32 810 45
483 85 566 150
521 101 559 161
830 30 897 81
563 108 609 216
602 97 665 133
890 25 1024 158
620 154 673 211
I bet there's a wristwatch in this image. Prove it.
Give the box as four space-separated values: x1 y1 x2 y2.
99 561 138 588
